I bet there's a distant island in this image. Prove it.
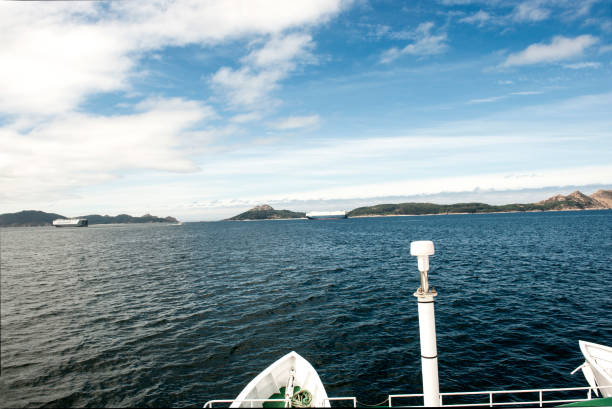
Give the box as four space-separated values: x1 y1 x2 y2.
227 205 305 221
228 190 612 220
347 190 612 217
0 210 179 227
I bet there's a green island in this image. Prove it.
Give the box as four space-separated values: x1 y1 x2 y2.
348 190 611 217
227 205 305 221
228 190 611 220
0 210 178 227
2 190 610 225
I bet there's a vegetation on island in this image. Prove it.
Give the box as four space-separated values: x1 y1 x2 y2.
0 210 178 227
347 190 611 217
79 214 178 225
227 205 305 220
0 210 65 227
227 190 611 220
2 190 610 226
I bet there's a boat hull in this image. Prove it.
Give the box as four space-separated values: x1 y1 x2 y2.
305 211 347 220
579 340 612 397
52 219 88 227
230 351 330 408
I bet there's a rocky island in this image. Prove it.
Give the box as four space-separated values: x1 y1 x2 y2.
227 205 306 221
227 190 612 220
347 190 612 217
0 210 179 227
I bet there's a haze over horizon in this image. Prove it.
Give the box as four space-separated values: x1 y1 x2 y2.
1 1 611 221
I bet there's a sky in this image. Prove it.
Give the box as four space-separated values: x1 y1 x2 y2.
1 0 611 221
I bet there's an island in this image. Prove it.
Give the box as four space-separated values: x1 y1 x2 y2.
227 205 306 221
226 190 612 220
0 210 179 227
347 190 612 217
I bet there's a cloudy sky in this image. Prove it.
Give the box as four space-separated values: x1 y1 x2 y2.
1 0 611 221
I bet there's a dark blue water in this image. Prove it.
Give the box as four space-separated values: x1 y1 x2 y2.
1 211 611 408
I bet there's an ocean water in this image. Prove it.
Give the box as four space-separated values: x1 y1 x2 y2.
1 211 611 408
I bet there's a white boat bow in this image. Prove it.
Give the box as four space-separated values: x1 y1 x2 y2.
573 340 612 397
227 351 330 408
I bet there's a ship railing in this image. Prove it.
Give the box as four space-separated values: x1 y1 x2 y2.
204 397 290 408
324 396 357 407
204 386 612 408
203 396 357 408
389 385 612 407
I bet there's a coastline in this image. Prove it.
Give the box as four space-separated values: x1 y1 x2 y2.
226 217 308 222
347 207 611 218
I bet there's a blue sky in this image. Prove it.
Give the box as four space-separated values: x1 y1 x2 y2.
1 0 611 220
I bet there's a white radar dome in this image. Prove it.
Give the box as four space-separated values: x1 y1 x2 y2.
410 240 435 256
410 240 435 273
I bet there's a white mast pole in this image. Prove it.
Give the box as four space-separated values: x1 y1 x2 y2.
410 240 440 407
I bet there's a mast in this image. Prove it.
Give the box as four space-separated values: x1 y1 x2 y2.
411 240 440 407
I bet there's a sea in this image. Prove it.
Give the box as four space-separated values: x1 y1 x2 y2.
1 210 611 408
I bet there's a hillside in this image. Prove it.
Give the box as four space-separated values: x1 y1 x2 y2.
535 190 607 210
228 205 305 220
347 190 611 217
0 211 178 227
0 210 66 227
79 214 178 225
590 189 612 208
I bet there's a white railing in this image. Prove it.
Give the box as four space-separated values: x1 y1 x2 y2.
204 398 290 408
205 385 611 408
203 396 357 408
389 385 612 407
324 396 357 407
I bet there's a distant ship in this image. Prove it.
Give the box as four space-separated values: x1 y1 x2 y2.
305 211 347 220
52 218 88 227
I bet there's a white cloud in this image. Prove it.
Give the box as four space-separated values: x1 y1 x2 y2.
261 165 612 202
0 0 345 116
210 33 315 107
380 22 448 63
0 98 214 203
512 1 550 22
210 66 286 107
438 0 474 5
230 112 263 123
244 34 316 68
468 91 541 104
0 1 347 207
563 62 601 69
469 95 507 104
459 10 491 26
510 91 542 95
271 115 320 130
502 35 598 67
5 92 610 219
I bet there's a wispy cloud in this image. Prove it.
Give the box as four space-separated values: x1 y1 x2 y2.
459 10 491 27
469 90 542 104
210 33 315 107
510 91 542 95
270 115 320 130
380 22 448 63
598 44 612 54
437 0 474 5
0 1 345 117
512 1 550 22
230 112 262 123
469 95 507 104
0 98 214 203
502 35 598 67
563 62 601 69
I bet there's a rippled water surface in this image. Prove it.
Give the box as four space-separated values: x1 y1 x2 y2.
2 211 611 407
